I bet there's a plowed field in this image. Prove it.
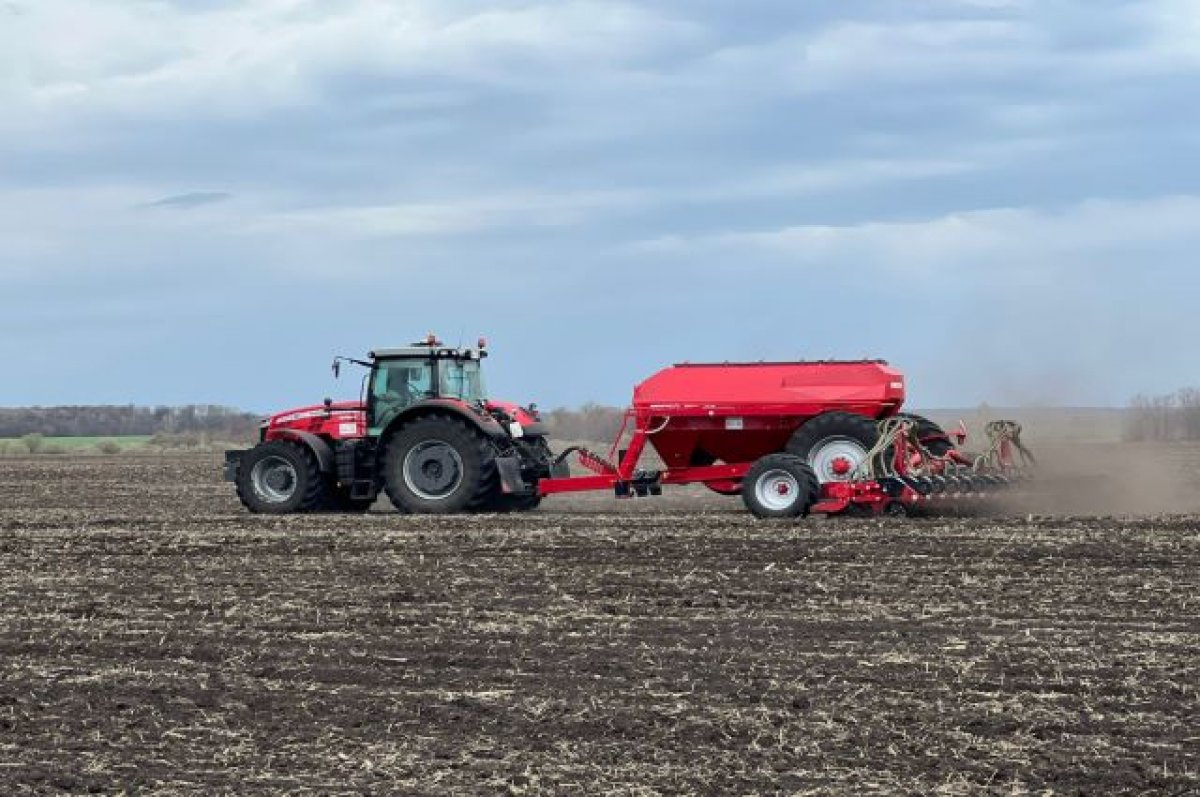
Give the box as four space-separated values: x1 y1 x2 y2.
1 455 1197 795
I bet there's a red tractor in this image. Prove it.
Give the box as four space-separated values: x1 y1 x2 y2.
225 335 559 515
226 337 1032 518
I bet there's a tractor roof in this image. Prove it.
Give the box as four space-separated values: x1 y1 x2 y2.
369 334 488 362
369 346 486 361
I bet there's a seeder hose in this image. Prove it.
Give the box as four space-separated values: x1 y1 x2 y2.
855 417 922 480
978 420 1037 470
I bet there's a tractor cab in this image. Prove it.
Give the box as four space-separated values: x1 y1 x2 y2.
365 336 488 433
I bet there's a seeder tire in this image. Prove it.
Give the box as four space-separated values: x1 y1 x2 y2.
235 441 329 514
898 413 955 456
383 416 497 514
786 412 879 484
741 454 819 519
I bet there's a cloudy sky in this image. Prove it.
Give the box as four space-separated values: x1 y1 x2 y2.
2 0 1198 411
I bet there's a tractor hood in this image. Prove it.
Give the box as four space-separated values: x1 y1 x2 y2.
485 400 541 428
265 401 368 439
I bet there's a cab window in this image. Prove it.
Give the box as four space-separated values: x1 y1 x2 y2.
440 359 485 402
371 360 433 425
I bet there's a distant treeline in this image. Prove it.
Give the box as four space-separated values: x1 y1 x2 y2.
541 403 626 443
0 403 623 443
0 405 260 440
8 397 1194 445
1126 388 1200 442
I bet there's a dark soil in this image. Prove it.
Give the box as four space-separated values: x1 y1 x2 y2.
1 455 1197 795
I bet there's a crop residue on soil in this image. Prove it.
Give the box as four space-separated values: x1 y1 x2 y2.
1 454 1198 794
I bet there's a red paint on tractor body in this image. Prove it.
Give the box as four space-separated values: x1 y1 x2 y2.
261 398 536 444
484 400 540 428
264 401 367 442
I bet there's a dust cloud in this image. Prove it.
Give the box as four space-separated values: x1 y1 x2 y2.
1003 440 1200 517
920 410 1200 517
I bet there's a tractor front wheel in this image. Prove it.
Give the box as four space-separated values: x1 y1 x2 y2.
741 454 819 519
235 441 329 514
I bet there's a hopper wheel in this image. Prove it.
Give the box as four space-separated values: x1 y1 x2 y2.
898 413 954 456
786 412 880 485
741 453 819 519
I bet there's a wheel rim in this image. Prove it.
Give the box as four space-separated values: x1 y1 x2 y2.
754 469 801 511
403 440 465 500
250 456 299 504
808 437 868 483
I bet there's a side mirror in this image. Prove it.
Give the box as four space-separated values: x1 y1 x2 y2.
332 359 341 378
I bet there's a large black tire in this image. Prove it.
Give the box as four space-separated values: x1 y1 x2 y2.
235 441 329 514
382 416 497 514
786 411 880 484
898 413 954 456
741 454 819 519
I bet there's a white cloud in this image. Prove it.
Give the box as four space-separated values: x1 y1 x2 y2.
638 195 1200 279
687 0 1200 100
2 2 1198 408
248 188 648 238
0 150 987 286
235 148 1011 241
0 0 700 129
1137 0 1200 67
4 0 1196 143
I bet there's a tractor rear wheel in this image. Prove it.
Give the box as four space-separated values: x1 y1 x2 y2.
383 416 497 514
741 453 819 519
786 412 880 485
235 441 329 514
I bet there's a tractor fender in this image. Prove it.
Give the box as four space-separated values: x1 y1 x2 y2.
272 429 336 474
381 400 508 443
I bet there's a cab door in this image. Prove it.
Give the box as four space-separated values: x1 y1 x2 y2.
368 360 434 433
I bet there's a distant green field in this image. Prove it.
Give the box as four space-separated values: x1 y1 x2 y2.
0 436 153 450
